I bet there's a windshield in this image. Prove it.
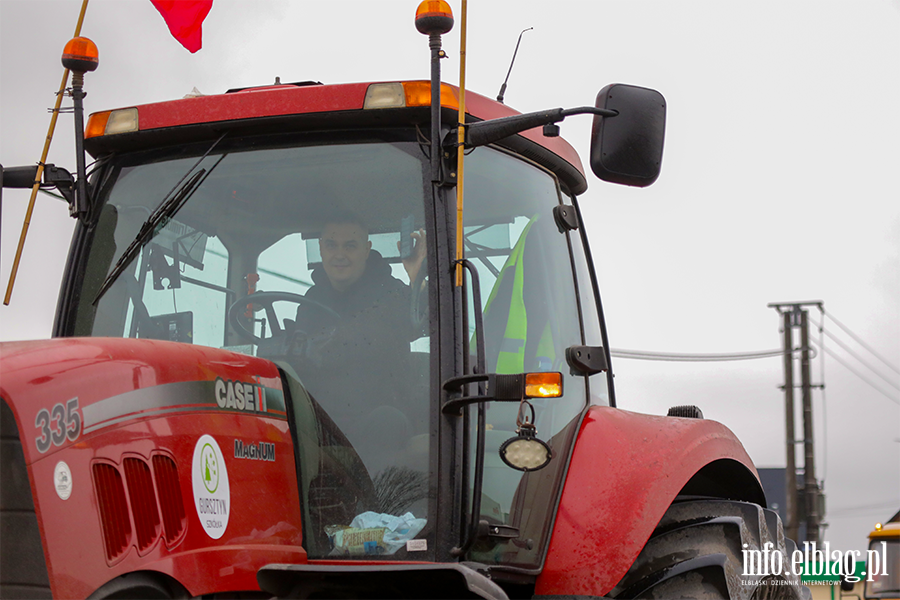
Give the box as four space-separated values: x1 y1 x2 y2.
866 537 899 597
75 135 432 559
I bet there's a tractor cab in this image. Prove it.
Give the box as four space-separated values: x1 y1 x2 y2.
64 99 612 568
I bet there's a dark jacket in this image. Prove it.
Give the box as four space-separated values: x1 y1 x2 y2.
297 251 410 331
292 251 416 441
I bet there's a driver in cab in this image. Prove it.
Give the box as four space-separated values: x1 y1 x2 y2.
290 212 426 466
305 213 425 313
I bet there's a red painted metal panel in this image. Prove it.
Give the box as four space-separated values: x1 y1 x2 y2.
135 83 370 130
0 338 307 598
535 405 759 597
93 80 585 181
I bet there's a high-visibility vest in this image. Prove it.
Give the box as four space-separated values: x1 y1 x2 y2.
482 216 557 374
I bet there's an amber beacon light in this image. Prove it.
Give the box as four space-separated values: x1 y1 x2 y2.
61 36 99 73
415 0 454 35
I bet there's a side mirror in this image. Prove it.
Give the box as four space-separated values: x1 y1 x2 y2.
590 84 666 187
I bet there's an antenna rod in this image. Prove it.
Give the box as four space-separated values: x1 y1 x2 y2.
5 0 90 305
455 0 468 287
496 27 532 104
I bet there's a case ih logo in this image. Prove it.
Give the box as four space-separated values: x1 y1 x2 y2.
214 378 267 413
234 439 275 462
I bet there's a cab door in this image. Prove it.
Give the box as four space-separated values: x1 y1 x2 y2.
458 146 598 569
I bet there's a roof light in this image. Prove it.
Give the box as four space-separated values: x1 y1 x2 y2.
61 37 99 73
105 108 139 135
363 82 460 111
875 522 883 531
525 372 563 398
364 83 406 109
85 108 139 138
85 111 110 139
415 1 454 36
401 81 459 110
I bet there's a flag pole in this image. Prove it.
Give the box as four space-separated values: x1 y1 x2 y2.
454 0 468 287
4 0 91 306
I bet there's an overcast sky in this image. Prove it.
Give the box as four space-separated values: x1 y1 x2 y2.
1 0 898 555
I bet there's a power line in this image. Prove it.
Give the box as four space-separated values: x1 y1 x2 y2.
609 347 813 362
811 317 900 392
823 309 900 376
809 338 900 406
828 500 900 517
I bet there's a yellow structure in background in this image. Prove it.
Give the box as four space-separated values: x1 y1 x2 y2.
861 519 899 599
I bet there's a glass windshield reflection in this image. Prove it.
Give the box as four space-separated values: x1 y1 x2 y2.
81 138 432 558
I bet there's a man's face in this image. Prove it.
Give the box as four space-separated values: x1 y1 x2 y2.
319 222 372 291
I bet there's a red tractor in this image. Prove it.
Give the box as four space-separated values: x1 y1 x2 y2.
0 4 807 599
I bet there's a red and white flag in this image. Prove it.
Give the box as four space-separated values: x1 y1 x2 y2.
150 0 213 53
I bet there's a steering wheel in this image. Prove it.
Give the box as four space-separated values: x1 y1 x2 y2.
227 291 340 344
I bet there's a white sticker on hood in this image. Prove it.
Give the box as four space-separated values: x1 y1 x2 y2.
54 461 72 500
192 434 230 539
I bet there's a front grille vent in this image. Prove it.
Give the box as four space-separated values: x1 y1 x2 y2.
151 454 186 546
123 457 161 552
92 463 132 562
92 453 185 561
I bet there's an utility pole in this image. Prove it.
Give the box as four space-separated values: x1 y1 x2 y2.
799 310 819 543
768 301 823 544
781 309 798 542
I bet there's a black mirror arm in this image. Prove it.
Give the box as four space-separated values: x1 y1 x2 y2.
462 106 618 149
1 163 77 208
0 165 39 189
561 106 620 119
43 164 77 208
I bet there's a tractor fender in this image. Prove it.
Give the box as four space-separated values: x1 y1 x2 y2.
535 405 764 598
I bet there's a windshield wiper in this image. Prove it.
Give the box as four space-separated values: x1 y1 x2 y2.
94 169 206 304
93 133 228 305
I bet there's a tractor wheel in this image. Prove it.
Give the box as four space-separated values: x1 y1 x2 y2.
87 572 188 600
609 498 810 600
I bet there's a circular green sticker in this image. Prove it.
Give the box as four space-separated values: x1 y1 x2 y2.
200 443 219 493
192 434 230 539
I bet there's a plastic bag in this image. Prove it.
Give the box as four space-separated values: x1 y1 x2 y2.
327 511 427 556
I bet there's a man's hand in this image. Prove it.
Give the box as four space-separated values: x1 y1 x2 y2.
400 228 426 283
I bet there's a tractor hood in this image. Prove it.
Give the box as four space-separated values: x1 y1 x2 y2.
0 338 305 598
